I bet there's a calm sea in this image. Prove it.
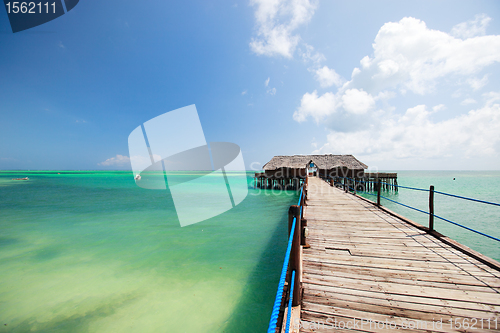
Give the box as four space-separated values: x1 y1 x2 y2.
357 171 500 262
0 171 296 332
0 170 499 332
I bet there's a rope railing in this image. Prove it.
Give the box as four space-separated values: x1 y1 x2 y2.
337 177 500 244
267 215 296 333
285 270 296 333
267 185 304 333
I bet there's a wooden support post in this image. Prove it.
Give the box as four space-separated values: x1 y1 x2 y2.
301 218 309 248
353 179 356 194
429 185 434 232
377 178 381 207
302 185 307 210
300 188 304 211
289 205 301 307
288 205 295 236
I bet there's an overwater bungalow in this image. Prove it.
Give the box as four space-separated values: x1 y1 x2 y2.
254 154 368 190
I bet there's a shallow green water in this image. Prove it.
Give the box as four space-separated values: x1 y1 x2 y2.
1 170 499 332
358 171 500 262
0 171 298 332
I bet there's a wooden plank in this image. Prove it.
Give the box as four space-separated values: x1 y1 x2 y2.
301 302 497 333
302 260 500 288
302 293 499 325
302 251 496 279
303 287 500 318
302 254 499 277
303 282 500 313
303 266 500 293
302 274 500 305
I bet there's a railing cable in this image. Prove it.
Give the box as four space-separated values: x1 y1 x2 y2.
434 191 500 207
379 194 430 216
267 186 303 333
356 189 500 243
433 214 500 242
285 270 296 333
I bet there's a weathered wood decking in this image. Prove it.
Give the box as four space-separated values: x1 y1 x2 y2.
298 177 500 332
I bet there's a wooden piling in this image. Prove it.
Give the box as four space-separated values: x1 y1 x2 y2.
429 185 434 232
377 178 381 206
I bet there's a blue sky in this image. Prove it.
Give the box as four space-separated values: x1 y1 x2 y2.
1 0 499 171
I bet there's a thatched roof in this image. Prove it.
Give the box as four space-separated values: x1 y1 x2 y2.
262 154 368 171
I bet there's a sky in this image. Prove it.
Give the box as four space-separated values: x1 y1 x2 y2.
1 0 499 171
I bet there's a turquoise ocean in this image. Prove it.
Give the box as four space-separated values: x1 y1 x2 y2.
357 171 500 262
0 170 499 332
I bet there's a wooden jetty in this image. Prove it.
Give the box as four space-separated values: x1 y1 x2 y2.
364 172 398 191
279 177 500 333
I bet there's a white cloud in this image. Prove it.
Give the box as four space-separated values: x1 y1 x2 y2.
467 75 489 91
293 88 376 122
315 96 500 163
432 104 446 112
311 137 318 149
374 90 396 101
483 91 500 105
314 66 344 88
294 16 500 123
461 98 477 105
241 90 248 95
249 0 317 58
299 43 325 64
451 14 491 39
292 15 500 168
341 89 375 115
265 77 276 94
347 16 500 95
99 155 131 167
293 90 336 123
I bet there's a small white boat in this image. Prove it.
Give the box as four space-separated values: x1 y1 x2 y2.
134 174 141 180
12 177 29 180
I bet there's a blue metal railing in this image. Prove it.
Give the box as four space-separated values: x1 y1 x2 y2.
341 177 500 243
267 186 303 333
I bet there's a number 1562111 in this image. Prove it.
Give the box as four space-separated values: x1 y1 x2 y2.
5 2 57 14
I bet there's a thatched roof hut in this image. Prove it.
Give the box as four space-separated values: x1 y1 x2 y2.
263 154 367 171
261 154 368 179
